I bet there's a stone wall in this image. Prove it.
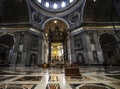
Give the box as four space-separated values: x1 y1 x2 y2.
0 28 43 67
69 27 120 65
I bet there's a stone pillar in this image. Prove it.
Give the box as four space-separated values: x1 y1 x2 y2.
67 36 72 64
69 35 76 63
81 31 90 64
94 32 104 64
37 35 43 65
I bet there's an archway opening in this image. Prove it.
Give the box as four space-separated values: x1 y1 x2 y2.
99 33 120 65
44 19 68 66
0 34 14 66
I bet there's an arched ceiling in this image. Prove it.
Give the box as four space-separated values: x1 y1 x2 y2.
0 0 120 29
29 0 83 17
83 0 120 22
0 0 29 24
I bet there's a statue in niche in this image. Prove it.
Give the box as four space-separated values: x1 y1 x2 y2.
30 54 37 66
75 41 81 48
107 51 115 64
74 34 83 49
92 51 99 63
33 38 36 47
19 33 24 44
31 37 38 50
16 52 21 64
89 32 95 44
76 53 84 64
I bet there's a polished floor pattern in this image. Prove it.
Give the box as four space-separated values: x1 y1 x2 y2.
0 66 120 89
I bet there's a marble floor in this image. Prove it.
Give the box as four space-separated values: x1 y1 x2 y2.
0 66 120 89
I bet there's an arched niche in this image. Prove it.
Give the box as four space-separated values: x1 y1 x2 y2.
0 34 14 66
43 19 69 64
29 53 37 66
76 52 85 64
99 33 120 65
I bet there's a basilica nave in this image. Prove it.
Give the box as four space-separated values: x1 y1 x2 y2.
0 0 120 89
